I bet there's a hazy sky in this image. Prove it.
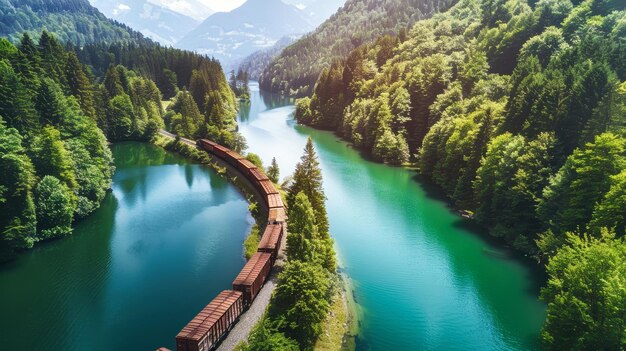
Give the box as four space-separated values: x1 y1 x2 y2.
198 0 246 12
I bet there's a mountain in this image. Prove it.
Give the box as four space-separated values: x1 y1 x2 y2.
238 35 299 80
88 0 201 45
0 0 147 44
146 0 214 21
176 0 315 65
259 0 458 96
283 0 345 23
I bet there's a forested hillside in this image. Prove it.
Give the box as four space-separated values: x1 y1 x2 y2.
0 33 118 261
239 36 298 80
259 0 458 96
295 0 626 347
0 0 147 45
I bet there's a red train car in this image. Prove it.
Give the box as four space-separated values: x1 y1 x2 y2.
258 180 279 196
176 290 244 351
210 144 230 160
236 159 258 178
197 139 218 152
232 252 272 306
224 150 245 168
258 224 284 263
267 193 284 209
249 168 269 182
268 207 287 224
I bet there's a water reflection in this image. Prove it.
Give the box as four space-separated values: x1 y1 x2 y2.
0 143 252 351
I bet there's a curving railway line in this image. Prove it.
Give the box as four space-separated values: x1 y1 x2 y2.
157 136 287 351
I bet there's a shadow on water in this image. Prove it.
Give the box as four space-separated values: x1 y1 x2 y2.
412 173 548 295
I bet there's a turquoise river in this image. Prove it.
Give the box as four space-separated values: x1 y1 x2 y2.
238 82 546 351
0 82 546 351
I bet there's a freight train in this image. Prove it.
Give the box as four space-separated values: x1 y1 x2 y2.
172 139 287 351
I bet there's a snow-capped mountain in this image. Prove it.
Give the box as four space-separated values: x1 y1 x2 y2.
176 0 315 64
88 0 203 45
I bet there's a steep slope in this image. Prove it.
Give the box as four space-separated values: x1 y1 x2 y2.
0 0 147 44
177 0 314 65
238 35 299 80
146 0 214 20
259 0 458 96
283 0 346 23
88 0 201 45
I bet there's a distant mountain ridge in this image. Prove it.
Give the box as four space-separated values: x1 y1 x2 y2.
238 35 299 80
177 0 317 64
260 0 458 96
88 0 200 45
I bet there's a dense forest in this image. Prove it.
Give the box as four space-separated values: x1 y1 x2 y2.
294 0 625 348
238 138 338 350
0 0 148 45
0 33 116 261
0 28 240 261
259 0 458 96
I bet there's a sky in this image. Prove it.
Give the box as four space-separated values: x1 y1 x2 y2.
202 0 247 12
148 0 246 16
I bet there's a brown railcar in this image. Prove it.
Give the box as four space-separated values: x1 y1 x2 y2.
232 252 272 306
176 290 244 351
224 150 245 168
268 207 287 224
236 159 258 178
258 180 279 196
197 139 218 152
249 168 269 182
258 224 284 262
211 145 230 160
267 193 284 209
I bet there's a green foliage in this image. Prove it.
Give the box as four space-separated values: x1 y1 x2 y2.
0 34 114 261
245 153 263 169
257 140 337 350
0 118 36 260
260 0 458 96
229 69 250 100
293 0 626 258
238 316 299 351
101 65 164 141
267 157 280 184
474 132 555 251
0 0 149 46
35 175 74 239
537 133 625 237
288 138 329 237
541 230 626 350
243 224 261 260
269 260 333 350
589 170 626 237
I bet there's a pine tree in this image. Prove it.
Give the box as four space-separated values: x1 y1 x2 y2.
288 138 329 237
103 65 124 98
65 52 96 119
267 157 280 184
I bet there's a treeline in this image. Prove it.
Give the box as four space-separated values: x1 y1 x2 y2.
294 0 626 348
229 69 251 100
74 42 235 101
259 0 458 96
74 42 242 150
0 32 116 261
0 0 149 45
239 139 337 350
